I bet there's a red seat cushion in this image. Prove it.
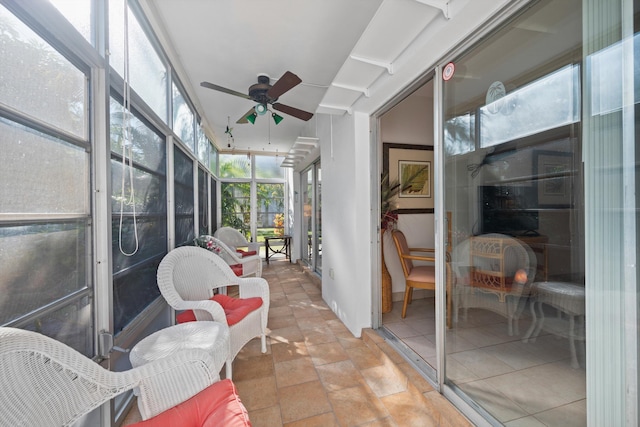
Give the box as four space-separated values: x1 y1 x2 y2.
236 249 257 257
130 379 251 427
230 264 243 276
176 295 263 326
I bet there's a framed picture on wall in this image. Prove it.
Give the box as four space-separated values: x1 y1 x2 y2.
383 143 434 213
534 150 572 208
398 160 431 198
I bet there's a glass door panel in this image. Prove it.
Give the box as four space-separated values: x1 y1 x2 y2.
442 1 586 425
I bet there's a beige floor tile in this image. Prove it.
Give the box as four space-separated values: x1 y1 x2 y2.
381 390 438 427
234 376 278 411
269 325 305 344
316 359 366 392
307 341 349 366
247 405 282 427
278 381 332 423
275 356 319 388
345 345 384 370
283 412 339 427
361 363 408 397
231 353 274 381
328 385 389 426
271 341 309 363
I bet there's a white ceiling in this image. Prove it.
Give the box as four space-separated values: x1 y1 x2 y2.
139 0 449 156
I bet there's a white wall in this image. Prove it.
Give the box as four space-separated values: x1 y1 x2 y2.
300 0 514 337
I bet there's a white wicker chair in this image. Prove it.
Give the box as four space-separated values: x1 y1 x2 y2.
214 227 256 251
213 236 263 278
157 246 270 379
0 327 220 425
454 233 537 336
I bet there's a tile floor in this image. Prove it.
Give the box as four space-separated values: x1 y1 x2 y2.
383 297 586 426
123 258 473 426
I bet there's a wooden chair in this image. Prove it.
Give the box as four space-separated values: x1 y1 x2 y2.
391 229 437 319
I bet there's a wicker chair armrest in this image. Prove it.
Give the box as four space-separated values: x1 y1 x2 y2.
131 349 219 419
237 277 269 300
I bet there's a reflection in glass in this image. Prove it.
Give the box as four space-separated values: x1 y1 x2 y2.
443 1 585 425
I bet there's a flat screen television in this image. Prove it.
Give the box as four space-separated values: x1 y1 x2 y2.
479 185 539 236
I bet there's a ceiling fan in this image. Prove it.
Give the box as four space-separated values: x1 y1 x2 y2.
200 71 314 124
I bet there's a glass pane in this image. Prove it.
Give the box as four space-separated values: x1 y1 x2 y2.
0 5 86 137
110 99 166 173
198 167 209 235
24 296 93 357
0 222 89 325
443 2 585 424
173 83 194 150
302 169 313 265
112 216 167 274
0 118 89 215
210 176 218 235
209 142 218 175
110 161 167 215
113 258 161 333
174 147 194 245
109 1 167 122
221 182 250 239
315 163 322 272
255 155 284 179
48 0 91 42
219 154 250 179
197 126 209 165
257 183 285 241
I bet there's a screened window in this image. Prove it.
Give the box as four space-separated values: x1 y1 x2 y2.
110 98 167 333
48 0 92 43
219 153 251 179
0 6 92 356
256 183 285 239
0 5 86 138
197 126 209 165
198 167 209 235
221 182 251 239
174 147 195 245
209 142 219 175
109 1 167 122
173 83 194 150
256 155 285 179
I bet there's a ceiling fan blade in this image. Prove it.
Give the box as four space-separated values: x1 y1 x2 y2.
236 107 256 124
267 71 302 99
272 103 314 121
200 81 252 100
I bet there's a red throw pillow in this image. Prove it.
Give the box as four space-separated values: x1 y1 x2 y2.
176 295 263 327
130 379 251 426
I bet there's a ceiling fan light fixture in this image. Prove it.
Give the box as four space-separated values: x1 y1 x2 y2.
255 103 268 115
246 112 257 124
272 112 284 125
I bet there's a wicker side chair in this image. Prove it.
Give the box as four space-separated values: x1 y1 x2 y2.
457 233 537 336
0 327 221 425
157 246 270 379
213 236 263 278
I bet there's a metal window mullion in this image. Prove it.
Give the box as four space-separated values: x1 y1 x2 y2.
5 288 92 329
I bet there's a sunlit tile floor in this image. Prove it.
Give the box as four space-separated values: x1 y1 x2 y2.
383 298 586 427
124 258 473 426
